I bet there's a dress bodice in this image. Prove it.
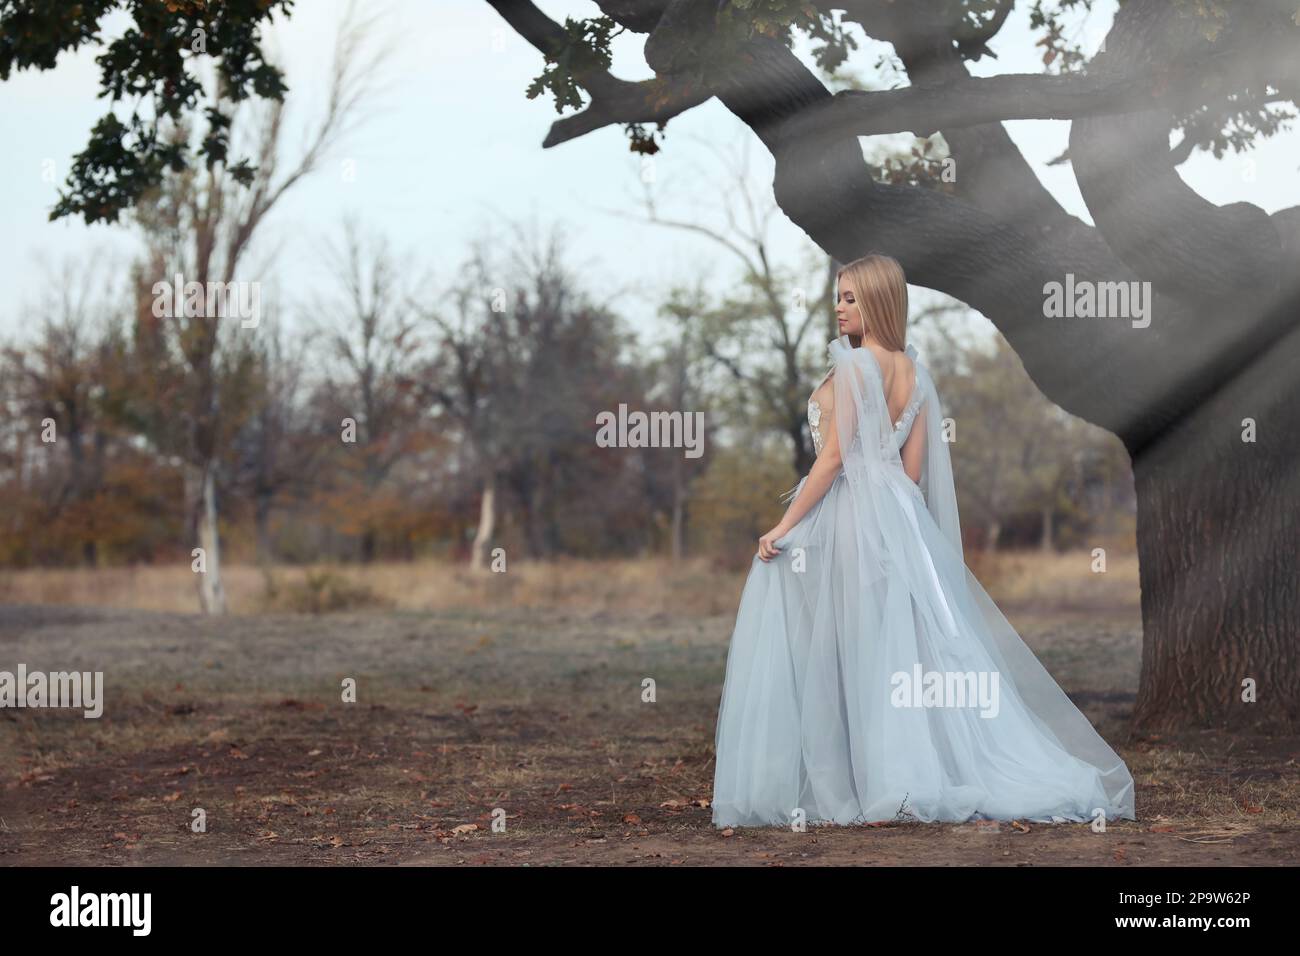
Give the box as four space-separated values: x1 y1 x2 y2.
807 366 926 456
891 380 926 446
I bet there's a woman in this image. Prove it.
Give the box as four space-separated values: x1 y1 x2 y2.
710 253 1136 828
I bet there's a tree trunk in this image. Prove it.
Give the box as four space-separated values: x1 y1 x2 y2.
670 494 686 562
1040 505 1053 552
670 451 686 561
186 462 228 615
470 472 497 571
67 426 98 567
528 469 552 558
255 492 273 570
792 419 814 477
1130 348 1300 733
985 519 1001 551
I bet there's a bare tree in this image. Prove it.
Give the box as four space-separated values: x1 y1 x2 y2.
419 241 509 571
422 222 646 563
231 315 319 574
621 136 832 474
128 3 386 611
1 257 128 566
313 219 429 564
650 287 716 560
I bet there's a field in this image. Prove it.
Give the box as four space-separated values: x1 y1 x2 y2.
1 555 1297 866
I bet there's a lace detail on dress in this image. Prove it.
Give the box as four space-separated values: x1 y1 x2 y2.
808 398 824 455
892 383 925 443
807 365 835 456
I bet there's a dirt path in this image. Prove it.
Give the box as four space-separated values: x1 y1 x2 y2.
1 603 1296 866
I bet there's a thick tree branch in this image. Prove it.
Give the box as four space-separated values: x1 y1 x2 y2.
1070 0 1287 302
496 0 1300 451
541 75 710 147
790 70 1158 139
487 0 712 147
833 0 1284 263
571 1 1188 446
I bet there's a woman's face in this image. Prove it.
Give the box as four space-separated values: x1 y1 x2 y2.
835 276 863 338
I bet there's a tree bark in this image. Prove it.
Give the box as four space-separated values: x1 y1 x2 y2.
1130 323 1300 732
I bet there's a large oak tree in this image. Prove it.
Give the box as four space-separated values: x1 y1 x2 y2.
486 0 1300 735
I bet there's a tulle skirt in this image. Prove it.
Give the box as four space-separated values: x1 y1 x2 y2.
710 464 1136 828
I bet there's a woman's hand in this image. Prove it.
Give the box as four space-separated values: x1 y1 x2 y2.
757 524 789 562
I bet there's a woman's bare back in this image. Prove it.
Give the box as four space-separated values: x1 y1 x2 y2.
808 344 917 453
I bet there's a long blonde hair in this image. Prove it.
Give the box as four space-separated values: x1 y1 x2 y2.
838 253 908 351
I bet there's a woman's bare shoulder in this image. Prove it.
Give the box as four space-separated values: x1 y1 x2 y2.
863 343 913 382
900 348 917 385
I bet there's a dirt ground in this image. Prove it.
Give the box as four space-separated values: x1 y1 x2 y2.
1 602 1297 866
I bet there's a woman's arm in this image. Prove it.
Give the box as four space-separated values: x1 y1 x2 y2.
756 419 844 562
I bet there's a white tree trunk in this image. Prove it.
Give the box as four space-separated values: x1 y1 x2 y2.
187 463 228 615
470 473 496 572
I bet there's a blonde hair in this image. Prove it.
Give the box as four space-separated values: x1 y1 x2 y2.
837 253 908 351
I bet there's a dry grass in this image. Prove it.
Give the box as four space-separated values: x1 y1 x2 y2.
967 549 1142 612
4 549 1297 867
0 549 1138 616
3 600 1296 866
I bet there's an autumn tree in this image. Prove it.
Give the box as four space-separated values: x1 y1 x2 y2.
229 315 321 572
311 219 431 564
0 259 126 565
479 226 646 559
0 1 384 610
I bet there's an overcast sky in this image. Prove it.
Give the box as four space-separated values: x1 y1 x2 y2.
1 0 1296 349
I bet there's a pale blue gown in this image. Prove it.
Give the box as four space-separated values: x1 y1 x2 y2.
710 337 1136 827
